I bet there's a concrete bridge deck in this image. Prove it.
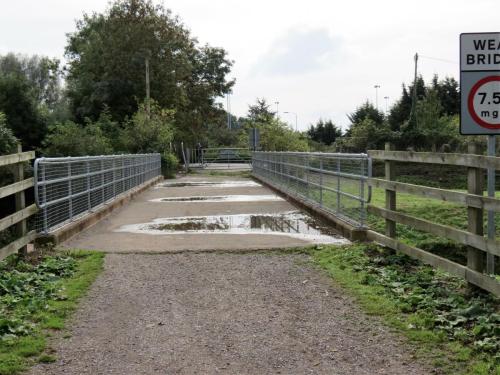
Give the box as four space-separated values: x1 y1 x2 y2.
64 174 348 253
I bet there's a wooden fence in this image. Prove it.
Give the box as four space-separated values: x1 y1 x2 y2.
367 143 500 297
0 145 37 261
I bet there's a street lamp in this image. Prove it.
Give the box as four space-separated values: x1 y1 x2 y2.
374 85 380 109
274 101 280 119
283 111 298 131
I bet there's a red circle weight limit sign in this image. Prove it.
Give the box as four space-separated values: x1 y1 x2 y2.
468 75 500 129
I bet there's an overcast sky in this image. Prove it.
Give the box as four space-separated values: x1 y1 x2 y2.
1 0 498 130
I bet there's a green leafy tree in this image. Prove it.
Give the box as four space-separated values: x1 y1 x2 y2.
246 98 275 123
342 118 391 152
0 112 18 155
431 75 460 116
0 53 62 110
65 0 234 134
346 101 384 130
0 73 47 149
388 84 412 131
119 100 174 153
42 121 113 156
239 99 308 151
413 89 459 151
308 119 342 145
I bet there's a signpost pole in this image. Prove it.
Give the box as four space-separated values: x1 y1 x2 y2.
487 135 496 274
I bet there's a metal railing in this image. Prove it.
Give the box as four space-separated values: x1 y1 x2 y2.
34 154 161 234
252 151 371 228
186 147 252 168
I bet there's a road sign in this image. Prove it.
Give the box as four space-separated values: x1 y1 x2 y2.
460 32 500 134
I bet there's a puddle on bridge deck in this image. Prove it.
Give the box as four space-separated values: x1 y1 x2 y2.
149 195 284 203
157 180 261 188
115 211 350 245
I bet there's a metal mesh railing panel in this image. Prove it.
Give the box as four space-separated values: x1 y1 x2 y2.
252 151 371 228
34 154 161 233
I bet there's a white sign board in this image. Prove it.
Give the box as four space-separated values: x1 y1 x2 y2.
460 32 500 134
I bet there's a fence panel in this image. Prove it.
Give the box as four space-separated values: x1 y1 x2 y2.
34 154 161 234
368 144 500 297
0 146 36 261
252 151 371 228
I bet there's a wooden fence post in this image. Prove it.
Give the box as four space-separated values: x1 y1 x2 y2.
385 142 396 238
13 144 28 256
467 142 484 273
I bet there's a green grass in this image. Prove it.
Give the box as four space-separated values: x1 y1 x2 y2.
309 244 500 375
0 250 104 375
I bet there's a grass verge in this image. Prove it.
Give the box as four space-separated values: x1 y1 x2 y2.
0 250 104 375
310 243 499 375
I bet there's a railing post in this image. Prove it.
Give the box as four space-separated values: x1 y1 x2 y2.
336 158 341 213
13 144 27 255
67 163 73 221
319 158 323 207
86 160 91 211
41 162 48 233
112 158 116 197
467 141 485 274
385 142 396 238
101 159 105 204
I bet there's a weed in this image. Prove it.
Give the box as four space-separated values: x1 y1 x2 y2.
0 250 104 375
310 244 500 375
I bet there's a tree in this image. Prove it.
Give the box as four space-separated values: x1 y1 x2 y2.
347 101 384 128
342 118 391 152
388 84 412 131
0 112 18 155
247 98 275 123
119 100 174 153
0 53 62 110
432 75 460 116
65 0 234 132
42 121 113 157
0 73 47 149
307 119 342 145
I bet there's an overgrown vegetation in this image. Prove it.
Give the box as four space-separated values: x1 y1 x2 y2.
311 244 500 375
0 250 104 375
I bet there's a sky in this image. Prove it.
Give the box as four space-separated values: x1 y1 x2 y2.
1 0 499 131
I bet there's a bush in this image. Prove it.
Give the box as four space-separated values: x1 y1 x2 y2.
42 121 113 157
0 112 18 155
162 152 179 178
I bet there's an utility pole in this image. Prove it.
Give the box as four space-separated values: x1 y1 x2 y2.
384 96 389 114
145 56 150 115
409 52 419 125
227 92 232 129
275 101 279 120
374 85 380 109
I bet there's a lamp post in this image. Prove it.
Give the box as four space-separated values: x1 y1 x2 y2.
374 85 380 109
274 101 280 119
283 111 298 131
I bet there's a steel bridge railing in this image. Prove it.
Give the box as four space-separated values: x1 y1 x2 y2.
34 153 161 234
252 151 372 228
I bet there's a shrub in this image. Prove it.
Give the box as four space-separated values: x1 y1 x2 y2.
162 152 179 178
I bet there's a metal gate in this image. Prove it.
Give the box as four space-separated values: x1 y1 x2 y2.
34 154 161 233
252 151 371 228
187 147 252 169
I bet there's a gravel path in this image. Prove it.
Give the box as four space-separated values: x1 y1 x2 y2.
29 253 431 375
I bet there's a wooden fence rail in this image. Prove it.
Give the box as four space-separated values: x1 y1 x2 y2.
0 146 37 261
368 143 500 297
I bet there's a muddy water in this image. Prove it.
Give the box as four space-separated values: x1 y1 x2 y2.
157 180 261 188
115 211 349 245
149 195 283 203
